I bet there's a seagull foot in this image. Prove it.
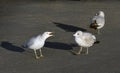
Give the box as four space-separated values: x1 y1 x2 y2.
70 50 81 55
75 52 81 55
35 56 40 59
40 55 44 58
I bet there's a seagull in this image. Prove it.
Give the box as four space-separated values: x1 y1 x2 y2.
90 11 105 34
23 32 53 59
73 31 96 55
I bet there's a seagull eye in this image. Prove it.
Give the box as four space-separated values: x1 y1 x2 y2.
77 33 79 35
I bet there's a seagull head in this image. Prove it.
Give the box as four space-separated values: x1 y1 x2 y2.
96 11 104 17
42 31 54 39
73 31 83 37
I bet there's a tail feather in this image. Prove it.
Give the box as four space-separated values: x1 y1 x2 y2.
94 40 100 44
21 43 28 48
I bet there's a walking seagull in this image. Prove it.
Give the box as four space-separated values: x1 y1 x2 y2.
73 31 96 55
90 11 105 34
23 32 53 59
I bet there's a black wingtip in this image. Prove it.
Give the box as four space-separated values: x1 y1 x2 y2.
90 20 98 30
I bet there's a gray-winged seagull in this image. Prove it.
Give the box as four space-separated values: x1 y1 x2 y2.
23 32 53 59
90 11 105 34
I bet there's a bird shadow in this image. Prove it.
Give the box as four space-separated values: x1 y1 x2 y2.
45 41 75 50
0 41 25 52
53 22 87 32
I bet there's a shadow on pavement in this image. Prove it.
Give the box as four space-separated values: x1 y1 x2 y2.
53 22 87 32
1 41 25 52
45 41 73 50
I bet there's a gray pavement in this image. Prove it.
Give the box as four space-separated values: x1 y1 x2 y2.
0 1 120 73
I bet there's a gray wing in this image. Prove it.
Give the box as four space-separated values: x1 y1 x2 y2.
92 16 105 25
23 36 36 48
83 33 96 44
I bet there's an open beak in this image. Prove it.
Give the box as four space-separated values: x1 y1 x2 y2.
48 32 54 37
73 33 76 37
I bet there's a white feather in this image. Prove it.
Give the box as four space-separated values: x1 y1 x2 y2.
74 31 96 48
23 32 53 50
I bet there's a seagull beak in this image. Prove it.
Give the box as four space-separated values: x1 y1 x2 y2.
48 32 54 37
96 13 99 16
73 34 76 37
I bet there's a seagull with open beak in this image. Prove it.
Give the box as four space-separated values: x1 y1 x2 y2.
23 32 54 59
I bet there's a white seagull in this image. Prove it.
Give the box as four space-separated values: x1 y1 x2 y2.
23 32 53 59
90 11 105 34
73 31 96 55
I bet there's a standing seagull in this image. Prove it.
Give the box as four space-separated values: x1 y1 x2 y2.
90 11 105 34
23 32 53 59
73 31 96 55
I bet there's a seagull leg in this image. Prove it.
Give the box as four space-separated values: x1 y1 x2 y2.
39 48 44 58
86 47 89 55
71 47 82 55
33 49 39 59
97 29 100 34
74 47 83 55
78 47 82 54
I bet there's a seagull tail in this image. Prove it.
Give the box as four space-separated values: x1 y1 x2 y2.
94 40 100 44
21 43 28 48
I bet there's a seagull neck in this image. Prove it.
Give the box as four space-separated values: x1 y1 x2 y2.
41 35 48 41
100 13 104 17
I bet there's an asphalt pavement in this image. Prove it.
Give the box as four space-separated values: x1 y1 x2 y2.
0 1 120 73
